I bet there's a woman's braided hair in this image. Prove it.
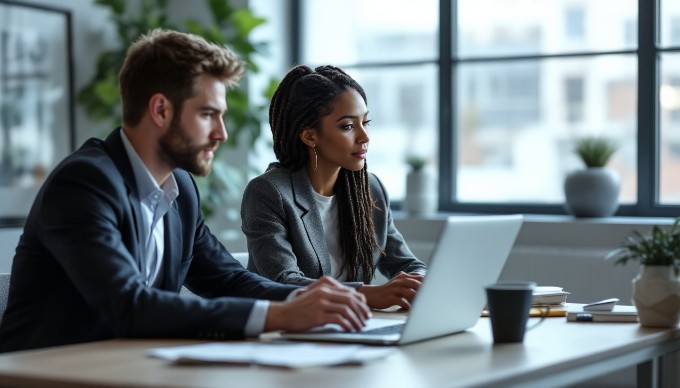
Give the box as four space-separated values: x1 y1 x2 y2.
269 65 380 283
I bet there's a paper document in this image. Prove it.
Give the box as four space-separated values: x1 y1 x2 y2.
147 342 396 368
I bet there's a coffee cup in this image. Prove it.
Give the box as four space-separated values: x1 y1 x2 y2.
485 281 543 343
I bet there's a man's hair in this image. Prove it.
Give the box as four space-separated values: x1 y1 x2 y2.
269 65 379 283
119 28 245 126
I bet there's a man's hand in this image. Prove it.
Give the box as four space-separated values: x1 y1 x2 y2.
358 272 424 310
265 276 371 333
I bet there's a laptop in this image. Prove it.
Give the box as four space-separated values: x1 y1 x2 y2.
279 214 524 345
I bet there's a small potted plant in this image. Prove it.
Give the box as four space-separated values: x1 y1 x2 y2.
405 155 428 172
564 136 620 217
606 218 680 327
403 155 436 217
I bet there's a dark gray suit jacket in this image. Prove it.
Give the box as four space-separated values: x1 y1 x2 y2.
241 165 426 288
0 129 297 353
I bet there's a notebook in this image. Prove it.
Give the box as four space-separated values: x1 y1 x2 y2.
279 214 524 345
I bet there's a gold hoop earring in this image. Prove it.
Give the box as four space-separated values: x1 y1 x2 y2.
312 145 318 172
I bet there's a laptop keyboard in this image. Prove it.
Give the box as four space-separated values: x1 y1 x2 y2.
360 323 405 335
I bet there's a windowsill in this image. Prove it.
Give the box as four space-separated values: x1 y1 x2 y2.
392 210 675 226
392 211 674 251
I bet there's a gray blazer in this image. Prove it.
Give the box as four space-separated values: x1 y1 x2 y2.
241 165 426 288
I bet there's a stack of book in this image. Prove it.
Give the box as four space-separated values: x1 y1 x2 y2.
530 286 571 317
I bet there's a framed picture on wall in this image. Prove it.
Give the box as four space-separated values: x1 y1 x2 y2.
0 0 74 227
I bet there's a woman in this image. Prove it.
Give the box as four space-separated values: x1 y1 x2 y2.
241 65 426 310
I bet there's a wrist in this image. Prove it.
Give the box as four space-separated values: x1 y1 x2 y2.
264 301 285 332
357 284 376 303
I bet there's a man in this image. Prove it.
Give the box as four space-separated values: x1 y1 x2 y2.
0 29 370 353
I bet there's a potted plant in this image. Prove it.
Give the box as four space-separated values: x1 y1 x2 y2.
606 218 680 327
564 136 620 217
403 155 436 217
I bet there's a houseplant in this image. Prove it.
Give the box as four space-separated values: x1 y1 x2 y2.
402 155 436 217
563 136 620 217
606 218 680 327
77 0 277 219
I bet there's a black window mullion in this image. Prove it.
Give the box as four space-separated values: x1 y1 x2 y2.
440 0 454 210
637 0 659 214
289 0 301 66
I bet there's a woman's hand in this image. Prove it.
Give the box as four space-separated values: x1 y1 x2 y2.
357 272 424 310
265 276 371 333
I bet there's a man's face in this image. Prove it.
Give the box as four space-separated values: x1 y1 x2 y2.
159 74 228 176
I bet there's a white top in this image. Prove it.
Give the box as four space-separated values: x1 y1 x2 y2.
313 191 346 281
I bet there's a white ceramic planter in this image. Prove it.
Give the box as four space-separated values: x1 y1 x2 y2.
403 169 437 217
632 265 680 328
564 167 620 217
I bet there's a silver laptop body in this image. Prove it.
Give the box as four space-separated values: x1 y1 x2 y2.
279 214 524 345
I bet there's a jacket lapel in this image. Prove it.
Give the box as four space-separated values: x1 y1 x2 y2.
103 128 145 275
291 168 331 275
161 199 182 291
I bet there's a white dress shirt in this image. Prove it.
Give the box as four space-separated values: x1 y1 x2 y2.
119 131 271 337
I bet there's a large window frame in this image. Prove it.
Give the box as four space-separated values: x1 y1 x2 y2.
290 0 678 217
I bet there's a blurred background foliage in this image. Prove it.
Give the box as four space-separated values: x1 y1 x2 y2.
77 0 278 218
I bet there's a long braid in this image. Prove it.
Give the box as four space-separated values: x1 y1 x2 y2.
336 166 381 283
270 64 382 283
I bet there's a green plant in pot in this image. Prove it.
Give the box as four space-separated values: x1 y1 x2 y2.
606 218 680 327
405 155 428 172
563 136 620 217
78 0 278 220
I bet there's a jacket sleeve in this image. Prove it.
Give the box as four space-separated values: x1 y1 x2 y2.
38 158 295 341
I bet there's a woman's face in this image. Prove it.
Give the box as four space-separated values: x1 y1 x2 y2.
313 89 370 172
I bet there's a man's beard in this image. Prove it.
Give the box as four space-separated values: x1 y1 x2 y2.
159 119 218 176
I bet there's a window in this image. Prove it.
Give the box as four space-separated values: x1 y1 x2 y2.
295 0 679 216
660 0 680 205
299 0 438 199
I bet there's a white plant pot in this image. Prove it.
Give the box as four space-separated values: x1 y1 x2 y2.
564 167 620 217
632 265 680 328
403 169 437 217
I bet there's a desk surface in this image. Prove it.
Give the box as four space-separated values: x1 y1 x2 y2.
0 317 678 388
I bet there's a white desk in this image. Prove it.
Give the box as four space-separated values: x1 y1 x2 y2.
0 317 678 387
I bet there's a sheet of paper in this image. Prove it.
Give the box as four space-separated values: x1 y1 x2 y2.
147 342 396 368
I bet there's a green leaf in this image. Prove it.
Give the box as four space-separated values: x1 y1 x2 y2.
607 217 680 274
208 0 233 23
574 136 618 168
184 19 204 35
93 81 120 106
232 8 266 36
